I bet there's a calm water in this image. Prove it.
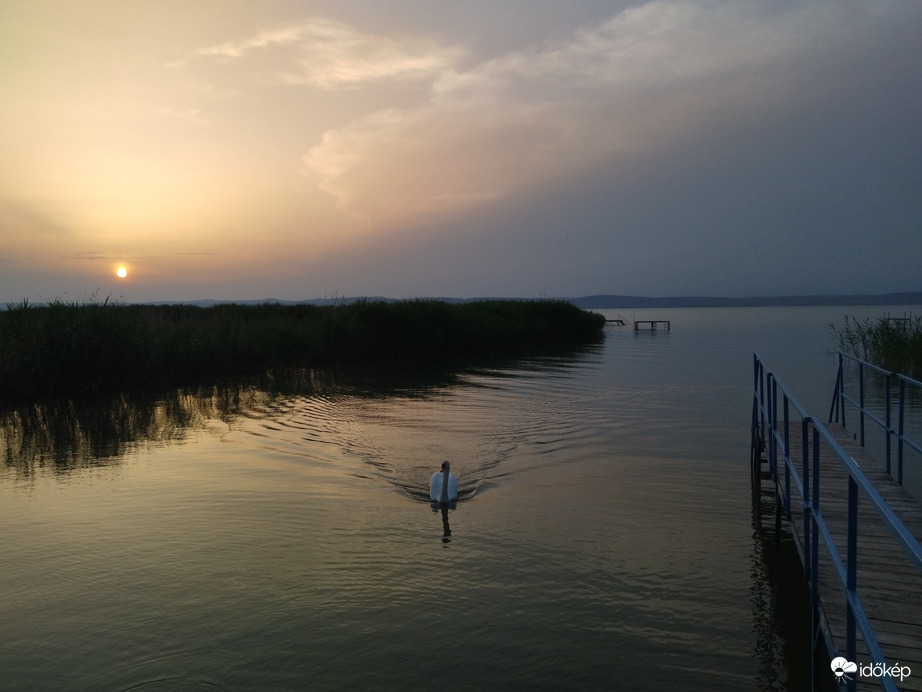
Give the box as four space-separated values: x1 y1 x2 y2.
0 306 916 691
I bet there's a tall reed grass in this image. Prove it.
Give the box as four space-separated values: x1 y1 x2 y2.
830 314 922 377
0 298 605 404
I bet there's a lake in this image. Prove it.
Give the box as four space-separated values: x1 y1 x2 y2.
0 305 916 691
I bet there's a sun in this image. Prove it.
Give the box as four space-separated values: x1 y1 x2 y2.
116 266 128 278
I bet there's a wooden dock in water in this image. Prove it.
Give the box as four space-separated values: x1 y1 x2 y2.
634 319 670 331
752 354 922 691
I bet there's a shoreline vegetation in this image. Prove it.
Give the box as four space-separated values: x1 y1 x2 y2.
830 314 922 378
0 298 605 406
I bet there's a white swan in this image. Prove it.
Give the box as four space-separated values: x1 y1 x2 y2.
430 461 458 503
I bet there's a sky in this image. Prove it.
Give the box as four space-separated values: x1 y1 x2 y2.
2 0 920 303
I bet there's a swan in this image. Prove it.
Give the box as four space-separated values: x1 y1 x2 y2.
430 461 458 503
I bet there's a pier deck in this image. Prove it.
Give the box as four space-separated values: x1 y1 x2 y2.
752 354 922 691
803 425 921 690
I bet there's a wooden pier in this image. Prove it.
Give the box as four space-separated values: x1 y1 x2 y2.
752 354 922 691
634 320 670 331
757 425 922 691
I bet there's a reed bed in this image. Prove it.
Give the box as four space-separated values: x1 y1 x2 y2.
830 314 922 377
0 298 605 404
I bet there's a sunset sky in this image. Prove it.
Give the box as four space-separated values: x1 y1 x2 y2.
2 0 920 303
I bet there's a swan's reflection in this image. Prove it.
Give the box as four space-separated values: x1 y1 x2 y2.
430 461 458 542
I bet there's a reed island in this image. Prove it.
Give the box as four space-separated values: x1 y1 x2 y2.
0 298 606 404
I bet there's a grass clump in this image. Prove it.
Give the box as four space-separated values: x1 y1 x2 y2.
0 298 605 405
830 314 922 377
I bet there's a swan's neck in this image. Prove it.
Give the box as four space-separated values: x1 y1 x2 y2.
440 469 450 503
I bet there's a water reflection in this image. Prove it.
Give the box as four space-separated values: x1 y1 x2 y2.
1 395 174 477
0 368 421 479
435 503 454 542
0 346 602 485
749 490 824 691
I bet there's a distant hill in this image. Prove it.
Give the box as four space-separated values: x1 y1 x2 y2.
566 292 922 309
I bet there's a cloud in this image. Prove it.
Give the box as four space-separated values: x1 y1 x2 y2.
195 18 463 89
196 26 305 59
158 107 209 125
69 251 109 261
302 0 919 229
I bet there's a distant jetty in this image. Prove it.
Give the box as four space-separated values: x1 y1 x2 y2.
633 320 670 331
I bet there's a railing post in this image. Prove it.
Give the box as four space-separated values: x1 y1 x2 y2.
810 427 821 692
751 355 762 495
846 475 858 685
751 395 758 494
885 371 892 476
858 361 866 447
802 417 811 582
774 488 783 546
784 395 792 521
829 353 842 423
898 379 906 486
767 376 780 543
760 361 766 451
811 427 820 588
839 352 846 428
767 374 775 480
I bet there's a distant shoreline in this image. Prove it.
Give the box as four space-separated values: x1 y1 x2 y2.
132 292 922 310
566 292 922 309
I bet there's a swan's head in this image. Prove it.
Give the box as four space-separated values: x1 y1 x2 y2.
441 461 450 473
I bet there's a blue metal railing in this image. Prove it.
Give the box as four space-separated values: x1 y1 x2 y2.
829 351 922 487
752 352 922 692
